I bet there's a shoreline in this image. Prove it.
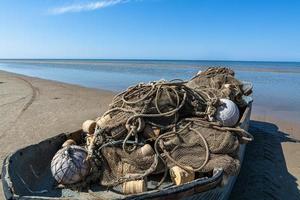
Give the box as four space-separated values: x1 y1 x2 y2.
1 59 300 74
0 70 299 199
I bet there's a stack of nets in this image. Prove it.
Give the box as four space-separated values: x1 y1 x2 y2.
77 67 253 190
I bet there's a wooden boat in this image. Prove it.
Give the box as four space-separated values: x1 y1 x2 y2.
2 104 252 200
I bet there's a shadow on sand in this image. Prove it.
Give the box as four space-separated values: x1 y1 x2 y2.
230 120 300 200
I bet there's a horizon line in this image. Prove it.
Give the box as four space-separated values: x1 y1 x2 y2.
0 58 300 63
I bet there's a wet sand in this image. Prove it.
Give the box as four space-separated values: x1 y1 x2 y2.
0 71 299 199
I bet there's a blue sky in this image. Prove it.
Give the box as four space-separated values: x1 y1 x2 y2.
0 0 300 61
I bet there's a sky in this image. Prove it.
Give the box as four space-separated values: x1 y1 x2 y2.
0 0 300 61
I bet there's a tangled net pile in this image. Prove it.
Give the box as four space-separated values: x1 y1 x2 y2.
67 67 254 191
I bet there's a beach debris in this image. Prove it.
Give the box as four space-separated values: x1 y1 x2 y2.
82 120 96 135
51 145 90 185
215 98 240 127
50 67 253 194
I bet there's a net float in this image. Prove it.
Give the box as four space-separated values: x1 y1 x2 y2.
82 120 96 135
51 146 90 185
170 166 195 186
123 179 147 195
96 114 111 128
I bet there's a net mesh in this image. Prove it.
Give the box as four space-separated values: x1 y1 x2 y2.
100 146 156 186
158 120 241 175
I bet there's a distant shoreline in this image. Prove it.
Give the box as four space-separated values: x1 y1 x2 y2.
1 59 300 74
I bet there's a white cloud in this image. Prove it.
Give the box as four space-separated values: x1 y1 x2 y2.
49 0 131 15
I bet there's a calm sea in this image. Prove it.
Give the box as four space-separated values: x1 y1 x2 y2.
0 59 299 121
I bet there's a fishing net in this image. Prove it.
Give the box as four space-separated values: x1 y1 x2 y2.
57 67 254 192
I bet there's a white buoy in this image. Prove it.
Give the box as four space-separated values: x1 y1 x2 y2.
215 98 240 127
51 146 90 185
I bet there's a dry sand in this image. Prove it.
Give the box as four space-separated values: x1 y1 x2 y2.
0 71 299 199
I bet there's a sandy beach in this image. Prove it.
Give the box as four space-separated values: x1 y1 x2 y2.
0 70 299 199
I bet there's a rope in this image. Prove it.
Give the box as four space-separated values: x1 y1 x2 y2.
184 118 254 142
102 80 200 154
155 122 210 172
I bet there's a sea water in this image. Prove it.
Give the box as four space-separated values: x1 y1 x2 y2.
0 59 299 121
